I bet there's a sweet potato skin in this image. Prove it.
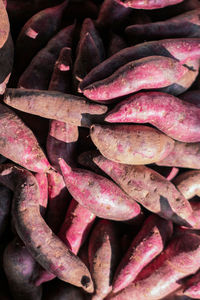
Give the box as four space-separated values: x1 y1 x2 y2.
112 215 173 293
174 170 200 200
0 0 10 48
59 159 141 221
34 172 48 217
116 0 183 9
93 155 196 227
90 124 175 165
183 269 200 298
105 91 200 143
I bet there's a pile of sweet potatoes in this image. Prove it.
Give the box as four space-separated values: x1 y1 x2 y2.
1 0 200 299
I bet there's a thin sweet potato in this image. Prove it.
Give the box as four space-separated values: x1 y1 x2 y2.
90 124 175 165
116 0 183 9
3 88 108 127
88 220 120 300
0 164 94 293
0 102 50 173
82 56 188 101
0 185 11 239
112 214 173 293
105 91 200 143
93 155 196 227
59 158 141 221
174 170 200 200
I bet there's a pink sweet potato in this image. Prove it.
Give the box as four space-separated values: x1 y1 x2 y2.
0 164 94 293
15 1 69 74
82 56 188 101
107 231 200 300
90 124 175 165
34 172 48 217
105 91 200 143
59 158 141 221
3 237 42 300
88 220 120 300
112 214 173 293
174 170 200 200
0 185 11 239
3 88 108 127
0 102 50 173
116 0 183 9
93 155 196 227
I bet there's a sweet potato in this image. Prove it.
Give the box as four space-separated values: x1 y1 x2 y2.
88 220 120 300
125 8 200 40
0 102 50 173
183 269 200 298
93 155 196 227
112 215 173 293
3 88 108 127
105 91 200 143
116 0 183 9
90 124 175 165
79 38 200 92
107 231 200 300
82 56 188 101
15 1 69 74
0 164 94 293
0 185 11 239
34 172 48 217
59 158 141 221
174 170 200 200
0 0 10 48
18 24 75 90
107 32 127 57
157 141 200 169
3 237 42 300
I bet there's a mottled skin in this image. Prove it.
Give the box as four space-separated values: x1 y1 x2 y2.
113 215 173 293
83 56 188 101
0 185 11 238
116 0 183 9
89 220 120 300
34 172 48 217
4 88 108 127
175 170 200 200
15 1 69 74
106 91 200 143
107 232 200 300
59 158 141 221
157 141 200 169
0 102 50 172
0 164 94 293
93 155 196 227
18 24 75 90
79 38 200 91
3 237 42 300
0 0 9 48
90 124 175 165
125 8 200 40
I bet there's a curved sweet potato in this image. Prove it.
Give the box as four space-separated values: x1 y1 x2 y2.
116 0 183 9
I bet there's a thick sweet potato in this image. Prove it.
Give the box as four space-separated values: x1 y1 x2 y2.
112 215 173 293
3 88 108 128
0 185 11 239
82 56 188 101
88 220 120 300
116 0 183 9
105 91 200 143
59 158 141 221
174 171 200 200
93 155 196 227
0 164 94 293
90 124 175 165
107 232 200 300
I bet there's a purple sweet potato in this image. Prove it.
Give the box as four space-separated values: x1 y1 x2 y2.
0 102 50 173
4 88 108 128
59 158 141 221
125 8 200 40
0 185 11 239
107 231 200 300
183 269 200 298
116 0 183 9
93 155 196 227
90 124 175 165
88 220 120 300
82 56 188 101
3 237 42 300
0 164 94 293
174 171 200 200
15 1 69 74
157 141 200 169
34 172 48 217
0 0 10 48
105 91 200 143
18 24 75 90
112 215 173 293
79 38 200 92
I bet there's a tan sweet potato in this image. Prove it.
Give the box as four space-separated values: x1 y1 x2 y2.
174 171 200 200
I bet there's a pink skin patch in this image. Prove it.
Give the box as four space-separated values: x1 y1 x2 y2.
59 64 70 71
25 28 39 39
